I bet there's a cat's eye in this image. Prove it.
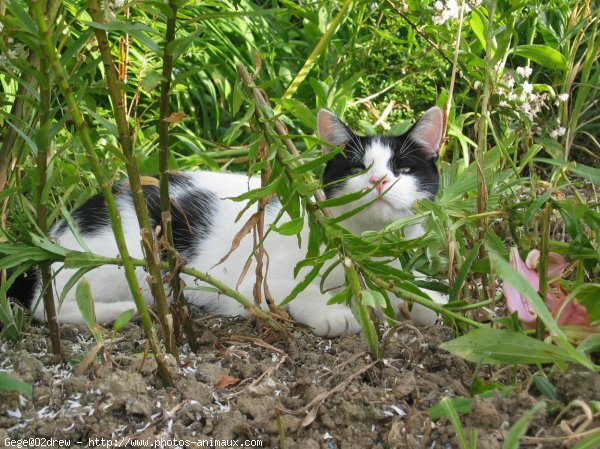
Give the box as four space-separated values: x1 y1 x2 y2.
350 165 365 174
397 167 412 174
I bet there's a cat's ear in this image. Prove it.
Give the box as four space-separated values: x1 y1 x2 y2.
409 106 444 159
317 109 352 154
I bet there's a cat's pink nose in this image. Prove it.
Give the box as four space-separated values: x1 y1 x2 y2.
369 175 389 192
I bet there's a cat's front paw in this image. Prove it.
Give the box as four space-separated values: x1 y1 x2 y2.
409 289 448 326
313 305 362 337
292 303 361 337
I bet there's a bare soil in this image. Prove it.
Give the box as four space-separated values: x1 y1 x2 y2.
1 316 599 449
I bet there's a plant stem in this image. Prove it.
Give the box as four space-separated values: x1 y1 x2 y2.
87 0 177 358
442 0 466 154
31 0 173 386
36 0 61 356
536 202 552 339
476 0 496 300
236 65 331 216
157 0 198 351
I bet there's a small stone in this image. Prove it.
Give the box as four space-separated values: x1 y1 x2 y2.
178 379 213 405
237 393 275 420
247 377 277 396
96 370 147 397
126 396 153 417
13 352 47 383
196 363 229 384
131 358 158 376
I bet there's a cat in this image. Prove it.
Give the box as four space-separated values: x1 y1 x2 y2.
8 107 448 337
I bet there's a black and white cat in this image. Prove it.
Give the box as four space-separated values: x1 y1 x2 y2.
12 107 448 336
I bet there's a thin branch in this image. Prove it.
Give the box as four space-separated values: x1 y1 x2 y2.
36 0 62 357
87 0 177 358
31 0 173 386
157 0 198 351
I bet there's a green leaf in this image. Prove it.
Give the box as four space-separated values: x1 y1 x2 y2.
274 98 315 129
6 0 38 34
0 247 55 269
360 289 386 308
229 174 283 202
577 333 600 356
326 287 351 305
280 263 323 306
113 309 134 332
429 396 472 420
469 9 486 49
450 242 482 302
435 397 470 449
84 20 160 35
141 71 165 92
63 251 115 269
0 372 32 398
514 44 567 71
387 120 412 136
292 147 341 174
316 188 370 208
59 267 95 307
6 120 39 156
471 378 513 396
75 280 102 342
167 31 201 60
502 402 546 449
440 327 592 367
271 216 304 236
81 106 119 139
531 375 557 400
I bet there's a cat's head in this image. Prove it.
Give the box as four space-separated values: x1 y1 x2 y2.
318 107 443 230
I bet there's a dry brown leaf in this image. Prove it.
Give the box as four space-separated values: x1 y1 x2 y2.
211 213 259 270
215 374 240 390
74 342 104 376
162 112 187 123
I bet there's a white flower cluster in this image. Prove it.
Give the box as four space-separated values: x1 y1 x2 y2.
433 0 480 25
496 66 569 140
549 121 567 139
0 38 28 71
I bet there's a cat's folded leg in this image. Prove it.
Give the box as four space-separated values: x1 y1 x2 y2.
384 260 448 325
405 271 448 325
281 285 361 337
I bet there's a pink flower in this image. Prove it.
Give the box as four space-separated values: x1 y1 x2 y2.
525 249 568 278
546 283 589 326
503 247 589 329
504 247 538 326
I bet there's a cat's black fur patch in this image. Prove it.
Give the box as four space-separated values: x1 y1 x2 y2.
386 136 439 198
58 188 115 236
137 174 217 260
53 174 217 260
322 135 368 198
6 268 39 309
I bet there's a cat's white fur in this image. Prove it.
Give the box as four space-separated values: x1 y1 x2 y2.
33 108 448 336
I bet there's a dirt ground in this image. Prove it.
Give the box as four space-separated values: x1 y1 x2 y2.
1 315 599 449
